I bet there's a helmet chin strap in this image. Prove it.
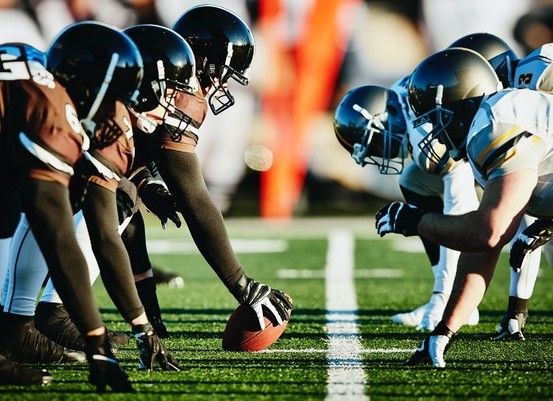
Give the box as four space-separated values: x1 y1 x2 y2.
81 53 119 136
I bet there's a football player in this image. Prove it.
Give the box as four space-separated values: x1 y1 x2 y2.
4 26 190 358
375 46 553 367
501 42 553 339
452 34 553 340
127 5 293 330
0 25 143 390
2 22 182 379
333 81 480 331
7 13 292 357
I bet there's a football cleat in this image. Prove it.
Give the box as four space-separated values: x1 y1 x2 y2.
152 266 185 289
392 303 427 327
149 315 169 339
493 312 527 341
0 313 85 364
403 322 456 368
0 354 53 386
35 302 130 351
417 293 448 331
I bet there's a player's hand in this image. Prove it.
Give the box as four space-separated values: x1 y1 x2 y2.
375 201 425 237
510 219 553 273
402 322 455 368
139 180 182 229
133 323 181 371
229 275 293 330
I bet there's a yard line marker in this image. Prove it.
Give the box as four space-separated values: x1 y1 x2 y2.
277 268 404 279
325 229 369 401
262 348 414 354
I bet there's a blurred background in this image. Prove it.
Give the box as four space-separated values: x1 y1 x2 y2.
6 0 553 218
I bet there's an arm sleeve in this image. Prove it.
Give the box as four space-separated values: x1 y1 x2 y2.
81 182 144 322
155 149 245 289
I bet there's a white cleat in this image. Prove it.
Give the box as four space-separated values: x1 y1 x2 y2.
417 293 448 331
392 303 427 326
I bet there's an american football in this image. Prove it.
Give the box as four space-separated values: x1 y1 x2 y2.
222 303 291 352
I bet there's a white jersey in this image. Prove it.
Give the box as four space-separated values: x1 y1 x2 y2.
467 88 553 217
514 43 553 91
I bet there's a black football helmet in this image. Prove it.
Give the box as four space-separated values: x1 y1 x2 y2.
408 48 501 170
123 24 197 138
47 21 143 137
172 4 254 115
448 32 518 88
333 85 407 174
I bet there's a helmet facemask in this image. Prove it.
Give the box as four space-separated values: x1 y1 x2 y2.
413 84 470 170
204 43 250 115
133 59 197 138
92 112 125 149
350 102 406 175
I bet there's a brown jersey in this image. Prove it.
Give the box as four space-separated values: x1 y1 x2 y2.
0 77 87 187
84 100 134 193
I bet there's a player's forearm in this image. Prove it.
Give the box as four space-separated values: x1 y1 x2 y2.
417 211 500 252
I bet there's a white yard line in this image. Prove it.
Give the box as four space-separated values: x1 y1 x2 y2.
262 348 414 354
325 229 369 401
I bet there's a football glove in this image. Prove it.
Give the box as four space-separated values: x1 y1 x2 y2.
403 321 455 368
132 323 181 371
375 201 425 237
229 275 293 330
139 179 182 229
84 330 134 393
509 219 553 273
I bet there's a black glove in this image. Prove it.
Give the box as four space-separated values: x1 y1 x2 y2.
375 201 425 237
139 180 182 229
402 321 455 368
132 323 181 371
229 275 293 330
510 219 553 273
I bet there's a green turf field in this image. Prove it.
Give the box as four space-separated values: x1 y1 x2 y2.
1 216 552 400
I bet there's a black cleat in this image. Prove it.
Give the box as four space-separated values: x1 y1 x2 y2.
0 354 53 386
493 312 527 341
0 313 85 364
149 315 169 339
35 302 130 351
152 266 184 289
